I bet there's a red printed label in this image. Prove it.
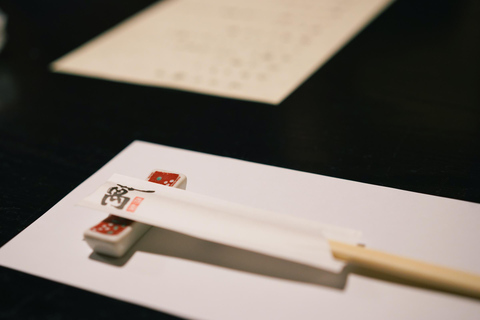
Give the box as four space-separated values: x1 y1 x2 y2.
147 171 181 187
126 196 144 212
90 216 134 235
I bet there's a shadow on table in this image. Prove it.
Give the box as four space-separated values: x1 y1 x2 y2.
89 227 479 299
89 226 348 290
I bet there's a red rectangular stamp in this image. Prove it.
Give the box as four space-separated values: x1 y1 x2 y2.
126 196 144 212
147 171 181 187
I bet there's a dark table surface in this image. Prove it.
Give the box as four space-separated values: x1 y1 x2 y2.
1 0 479 319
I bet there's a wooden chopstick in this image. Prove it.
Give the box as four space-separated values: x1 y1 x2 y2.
329 240 480 298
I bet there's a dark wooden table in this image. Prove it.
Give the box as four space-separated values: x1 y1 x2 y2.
1 0 479 318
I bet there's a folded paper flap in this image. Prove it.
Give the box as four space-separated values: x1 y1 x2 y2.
78 174 362 272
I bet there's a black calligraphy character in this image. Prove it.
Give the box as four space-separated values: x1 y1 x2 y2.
101 184 154 209
117 184 155 193
101 185 131 209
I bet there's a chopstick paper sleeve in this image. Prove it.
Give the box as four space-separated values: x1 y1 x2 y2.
78 174 361 272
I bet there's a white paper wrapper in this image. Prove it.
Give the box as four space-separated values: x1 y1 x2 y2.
78 174 361 272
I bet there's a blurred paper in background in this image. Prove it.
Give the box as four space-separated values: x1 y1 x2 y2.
51 0 393 104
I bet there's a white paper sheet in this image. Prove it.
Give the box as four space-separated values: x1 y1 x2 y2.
51 0 393 104
1 141 480 320
79 174 361 272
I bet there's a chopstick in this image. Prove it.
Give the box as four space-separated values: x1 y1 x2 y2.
329 240 480 298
